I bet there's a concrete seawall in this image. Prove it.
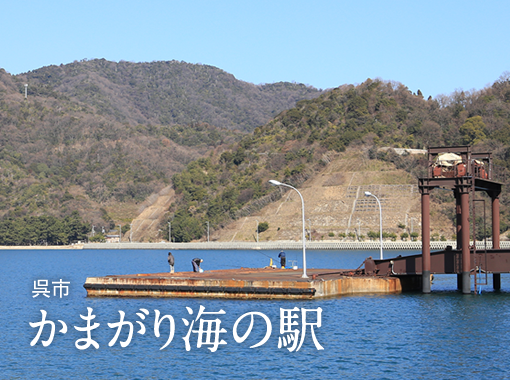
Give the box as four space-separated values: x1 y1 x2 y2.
3 240 508 251
83 240 510 251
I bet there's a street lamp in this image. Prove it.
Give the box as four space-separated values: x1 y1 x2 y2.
269 180 308 278
364 191 383 260
206 221 210 242
255 219 259 243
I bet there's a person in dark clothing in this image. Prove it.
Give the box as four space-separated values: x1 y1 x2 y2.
278 250 286 269
168 252 175 273
192 258 203 272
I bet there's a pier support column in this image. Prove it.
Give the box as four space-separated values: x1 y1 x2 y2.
456 190 462 250
455 190 463 291
421 190 431 293
490 189 502 291
493 273 501 291
460 190 471 294
457 274 463 291
491 193 501 250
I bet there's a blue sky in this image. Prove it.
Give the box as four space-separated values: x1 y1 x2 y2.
1 0 509 98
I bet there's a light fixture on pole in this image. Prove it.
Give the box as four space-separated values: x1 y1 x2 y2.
269 180 308 278
255 219 259 243
364 191 383 260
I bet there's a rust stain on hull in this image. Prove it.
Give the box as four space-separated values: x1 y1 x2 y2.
84 268 421 299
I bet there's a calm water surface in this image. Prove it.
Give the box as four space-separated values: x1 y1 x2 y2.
1 249 510 379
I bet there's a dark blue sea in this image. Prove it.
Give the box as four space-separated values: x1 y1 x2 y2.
2 248 510 379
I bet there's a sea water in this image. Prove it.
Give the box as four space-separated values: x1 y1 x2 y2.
1 249 510 379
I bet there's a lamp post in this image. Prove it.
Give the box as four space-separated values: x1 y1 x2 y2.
206 221 210 242
255 219 259 243
269 180 308 278
364 191 383 260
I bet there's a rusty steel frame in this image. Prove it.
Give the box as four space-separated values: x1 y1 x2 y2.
368 248 510 276
418 146 503 294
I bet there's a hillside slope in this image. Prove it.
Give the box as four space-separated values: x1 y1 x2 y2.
208 148 454 243
165 76 510 244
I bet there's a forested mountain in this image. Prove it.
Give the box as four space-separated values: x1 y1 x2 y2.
20 59 323 132
167 74 510 242
0 60 323 244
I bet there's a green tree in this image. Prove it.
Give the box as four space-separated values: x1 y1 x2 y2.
459 116 487 145
257 221 269 233
171 208 203 242
90 232 106 242
63 211 90 243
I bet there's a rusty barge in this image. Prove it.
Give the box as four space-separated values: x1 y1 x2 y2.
83 266 421 299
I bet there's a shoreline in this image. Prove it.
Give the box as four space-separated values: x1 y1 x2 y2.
1 240 507 251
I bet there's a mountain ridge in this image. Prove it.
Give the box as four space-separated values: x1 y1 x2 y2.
19 59 324 132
